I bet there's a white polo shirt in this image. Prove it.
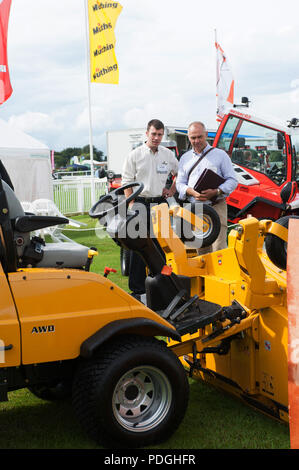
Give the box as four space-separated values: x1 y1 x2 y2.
122 143 178 197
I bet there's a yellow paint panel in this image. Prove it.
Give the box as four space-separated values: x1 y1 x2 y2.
0 265 20 367
9 269 174 364
258 305 288 407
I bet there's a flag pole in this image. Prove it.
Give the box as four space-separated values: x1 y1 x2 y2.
84 0 96 205
215 28 219 123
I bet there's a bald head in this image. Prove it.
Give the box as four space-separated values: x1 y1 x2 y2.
188 121 206 131
187 121 208 154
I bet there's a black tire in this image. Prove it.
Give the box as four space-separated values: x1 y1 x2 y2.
265 215 299 270
28 381 72 401
72 335 189 448
174 202 221 248
120 247 130 276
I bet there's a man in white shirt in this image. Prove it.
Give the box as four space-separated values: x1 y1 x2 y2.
176 121 238 252
122 119 178 299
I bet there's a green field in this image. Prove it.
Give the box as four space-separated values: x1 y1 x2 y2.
0 216 290 449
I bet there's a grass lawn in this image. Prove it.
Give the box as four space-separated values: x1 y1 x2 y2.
0 215 291 449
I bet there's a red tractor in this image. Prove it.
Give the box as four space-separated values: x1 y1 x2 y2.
213 109 299 223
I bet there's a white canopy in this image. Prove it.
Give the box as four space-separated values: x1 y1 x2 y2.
0 119 53 202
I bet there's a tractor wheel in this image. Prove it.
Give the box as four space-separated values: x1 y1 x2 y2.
265 215 299 270
72 335 189 448
175 203 221 248
120 247 130 276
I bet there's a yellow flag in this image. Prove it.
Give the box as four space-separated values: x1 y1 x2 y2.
87 1 123 84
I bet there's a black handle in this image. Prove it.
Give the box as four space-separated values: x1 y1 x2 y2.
0 344 13 351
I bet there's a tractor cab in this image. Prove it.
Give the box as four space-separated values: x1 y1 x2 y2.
213 109 299 222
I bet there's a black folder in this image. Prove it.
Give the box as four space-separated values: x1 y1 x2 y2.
194 168 225 193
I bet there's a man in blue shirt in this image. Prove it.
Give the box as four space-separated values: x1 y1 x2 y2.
176 121 238 252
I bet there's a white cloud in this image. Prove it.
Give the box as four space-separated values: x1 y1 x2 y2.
8 111 59 134
123 93 206 129
75 105 112 130
291 79 299 90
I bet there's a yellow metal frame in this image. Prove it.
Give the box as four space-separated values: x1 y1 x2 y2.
151 203 288 421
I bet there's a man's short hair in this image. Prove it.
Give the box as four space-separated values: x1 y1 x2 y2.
188 121 206 131
147 119 165 131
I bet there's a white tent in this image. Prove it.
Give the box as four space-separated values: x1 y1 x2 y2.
0 118 53 202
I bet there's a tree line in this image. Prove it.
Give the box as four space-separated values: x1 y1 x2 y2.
54 145 106 169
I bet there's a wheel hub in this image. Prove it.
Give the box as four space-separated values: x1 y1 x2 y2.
124 384 139 401
114 372 154 418
112 366 172 432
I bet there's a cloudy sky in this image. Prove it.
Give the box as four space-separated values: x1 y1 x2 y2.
1 0 299 153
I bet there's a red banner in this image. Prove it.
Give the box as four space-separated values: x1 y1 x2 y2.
0 0 12 104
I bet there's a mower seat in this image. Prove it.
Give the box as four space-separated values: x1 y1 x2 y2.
0 179 90 271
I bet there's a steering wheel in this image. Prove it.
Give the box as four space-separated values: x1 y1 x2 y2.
89 182 144 219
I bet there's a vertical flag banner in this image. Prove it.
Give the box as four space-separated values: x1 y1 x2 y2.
87 1 123 84
215 32 234 122
0 0 12 104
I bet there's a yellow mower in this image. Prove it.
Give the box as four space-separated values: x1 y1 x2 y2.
90 183 295 433
0 177 296 448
